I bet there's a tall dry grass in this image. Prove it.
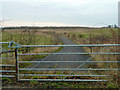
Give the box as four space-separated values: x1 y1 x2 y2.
63 28 119 85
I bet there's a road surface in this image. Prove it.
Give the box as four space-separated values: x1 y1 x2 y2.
28 36 91 69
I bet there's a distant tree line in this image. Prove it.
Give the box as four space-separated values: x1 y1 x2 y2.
2 26 40 29
101 25 118 28
2 26 91 30
2 25 118 30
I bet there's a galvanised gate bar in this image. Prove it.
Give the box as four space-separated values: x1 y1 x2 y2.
0 42 19 78
0 41 120 81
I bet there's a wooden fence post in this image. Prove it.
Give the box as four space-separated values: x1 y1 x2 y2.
15 48 18 81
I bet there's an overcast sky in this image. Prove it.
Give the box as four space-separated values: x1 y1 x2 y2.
1 0 119 27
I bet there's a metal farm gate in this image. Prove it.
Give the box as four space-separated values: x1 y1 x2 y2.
0 41 120 82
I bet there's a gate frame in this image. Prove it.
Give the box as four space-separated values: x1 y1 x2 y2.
13 44 120 82
1 42 120 81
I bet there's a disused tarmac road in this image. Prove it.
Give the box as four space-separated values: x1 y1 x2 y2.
29 36 91 69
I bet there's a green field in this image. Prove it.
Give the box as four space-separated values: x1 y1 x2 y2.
1 28 119 88
62 28 119 87
2 30 61 65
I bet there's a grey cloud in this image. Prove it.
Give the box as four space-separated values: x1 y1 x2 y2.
2 1 118 26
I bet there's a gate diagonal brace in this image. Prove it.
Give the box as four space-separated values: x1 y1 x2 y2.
64 47 106 79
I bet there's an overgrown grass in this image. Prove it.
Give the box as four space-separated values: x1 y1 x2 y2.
2 28 119 88
2 78 119 88
1 30 62 75
63 28 119 86
2 31 57 45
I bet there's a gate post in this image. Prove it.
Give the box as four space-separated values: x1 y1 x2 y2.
15 48 18 81
107 47 109 68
